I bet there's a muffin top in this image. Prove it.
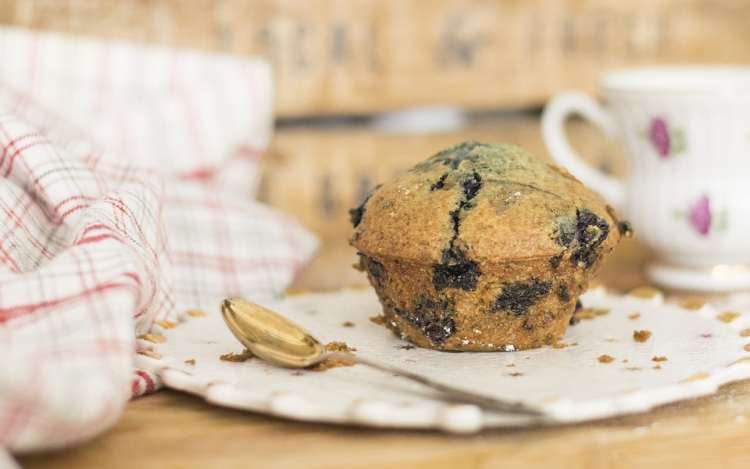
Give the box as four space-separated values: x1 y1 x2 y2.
349 142 629 270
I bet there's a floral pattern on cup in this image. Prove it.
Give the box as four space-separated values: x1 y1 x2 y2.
675 195 727 236
689 195 711 235
646 118 685 158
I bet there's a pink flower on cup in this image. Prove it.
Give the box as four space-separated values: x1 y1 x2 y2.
689 195 711 236
674 194 727 237
644 117 685 158
649 118 670 157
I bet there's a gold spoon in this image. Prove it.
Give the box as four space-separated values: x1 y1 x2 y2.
220 298 546 416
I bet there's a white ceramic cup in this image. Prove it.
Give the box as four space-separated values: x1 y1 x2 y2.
542 66 750 291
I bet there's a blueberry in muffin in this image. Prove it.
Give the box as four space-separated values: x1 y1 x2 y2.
349 142 630 351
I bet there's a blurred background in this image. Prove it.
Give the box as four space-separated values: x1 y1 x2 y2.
2 0 748 290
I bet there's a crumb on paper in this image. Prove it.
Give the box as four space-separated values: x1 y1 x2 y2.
137 350 162 360
633 330 653 343
628 312 641 320
652 356 668 362
628 286 662 299
370 315 389 326
653 365 662 370
552 342 568 349
679 299 706 310
507 372 523 377
571 342 579 346
186 309 206 317
622 359 629 363
307 341 357 372
154 320 178 329
626 367 642 371
285 287 312 296
683 372 710 382
341 321 355 327
185 359 196 365
507 363 516 367
575 307 610 320
718 312 742 323
598 354 615 363
740 328 750 338
575 309 596 320
326 341 357 353
138 333 166 344
220 348 255 362
399 344 416 350
744 344 750 352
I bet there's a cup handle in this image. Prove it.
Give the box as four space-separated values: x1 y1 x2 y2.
541 91 626 208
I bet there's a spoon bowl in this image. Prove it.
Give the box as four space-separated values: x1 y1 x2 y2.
221 298 324 367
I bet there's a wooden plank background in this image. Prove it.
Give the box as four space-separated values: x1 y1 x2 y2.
1 0 749 117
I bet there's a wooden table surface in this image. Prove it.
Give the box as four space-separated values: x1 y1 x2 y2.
17 240 750 469
16 120 750 468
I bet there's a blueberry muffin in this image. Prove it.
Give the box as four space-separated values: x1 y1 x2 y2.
349 142 630 351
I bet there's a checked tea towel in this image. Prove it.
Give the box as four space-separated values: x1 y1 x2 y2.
0 26 318 455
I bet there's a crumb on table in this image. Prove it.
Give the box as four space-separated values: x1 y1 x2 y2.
598 354 615 363
633 330 653 343
220 349 255 362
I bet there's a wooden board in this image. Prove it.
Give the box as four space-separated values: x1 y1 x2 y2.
1 0 749 116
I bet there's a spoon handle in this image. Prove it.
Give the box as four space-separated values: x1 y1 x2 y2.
321 351 547 417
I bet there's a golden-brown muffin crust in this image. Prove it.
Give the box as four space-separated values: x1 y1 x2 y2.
350 142 630 351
